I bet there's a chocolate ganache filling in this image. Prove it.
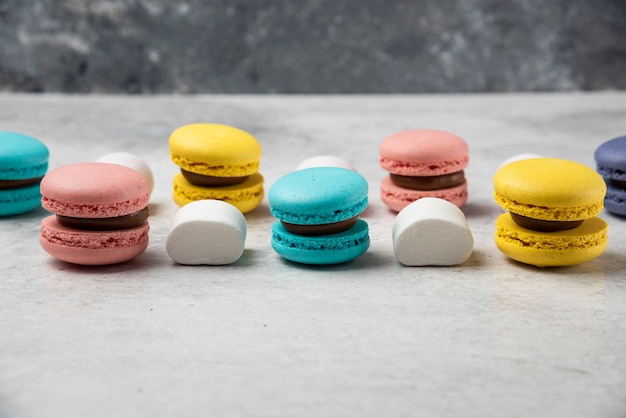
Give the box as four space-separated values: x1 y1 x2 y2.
57 207 149 231
0 177 43 190
510 212 583 232
390 171 465 191
182 169 248 187
281 216 358 236
611 179 626 189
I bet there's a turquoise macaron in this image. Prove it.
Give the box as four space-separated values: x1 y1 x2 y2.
0 131 49 216
269 167 370 264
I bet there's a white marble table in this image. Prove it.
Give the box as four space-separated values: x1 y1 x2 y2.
1 92 625 418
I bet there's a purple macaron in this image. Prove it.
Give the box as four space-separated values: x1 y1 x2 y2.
594 135 626 216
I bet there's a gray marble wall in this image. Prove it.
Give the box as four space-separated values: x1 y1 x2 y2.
1 0 625 93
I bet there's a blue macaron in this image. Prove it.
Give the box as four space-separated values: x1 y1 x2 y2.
269 167 370 264
0 131 49 216
594 135 626 216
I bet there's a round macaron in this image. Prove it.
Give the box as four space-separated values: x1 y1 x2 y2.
96 152 154 195
594 135 626 216
493 158 607 267
379 129 469 212
393 197 473 266
0 131 49 216
166 200 247 265
40 162 150 265
169 123 264 213
269 167 370 264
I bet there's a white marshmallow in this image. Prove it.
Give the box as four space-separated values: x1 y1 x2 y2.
296 155 356 171
96 152 154 195
166 200 247 265
392 197 473 266
498 153 542 169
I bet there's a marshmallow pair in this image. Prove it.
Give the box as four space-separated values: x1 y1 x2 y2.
168 197 475 267
98 153 474 267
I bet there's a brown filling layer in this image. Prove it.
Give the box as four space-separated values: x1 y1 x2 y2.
0 177 43 190
57 207 149 231
281 216 358 236
510 212 583 232
390 171 465 191
611 179 626 189
181 169 248 187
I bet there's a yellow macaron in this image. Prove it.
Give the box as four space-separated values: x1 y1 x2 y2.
172 172 264 214
170 123 262 177
493 158 607 267
169 123 264 213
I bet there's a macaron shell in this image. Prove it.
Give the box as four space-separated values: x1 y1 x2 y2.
0 183 43 216
379 129 469 176
269 167 368 225
494 158 606 221
40 216 149 265
494 212 607 267
271 219 370 264
96 152 154 195
169 123 262 177
604 183 626 216
41 163 150 218
393 198 473 266
172 172 264 214
0 131 49 180
166 200 247 265
594 135 626 181
380 176 468 212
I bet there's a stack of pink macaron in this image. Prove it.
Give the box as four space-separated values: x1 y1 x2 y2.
379 129 469 212
39 162 151 265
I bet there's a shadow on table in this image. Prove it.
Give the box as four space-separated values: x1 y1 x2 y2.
499 249 626 278
272 248 390 273
273 247 490 273
42 244 169 275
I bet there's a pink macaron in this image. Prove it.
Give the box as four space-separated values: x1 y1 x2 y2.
40 162 150 265
379 129 469 212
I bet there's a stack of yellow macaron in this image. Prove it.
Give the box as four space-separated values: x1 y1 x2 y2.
493 158 608 267
169 123 264 213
